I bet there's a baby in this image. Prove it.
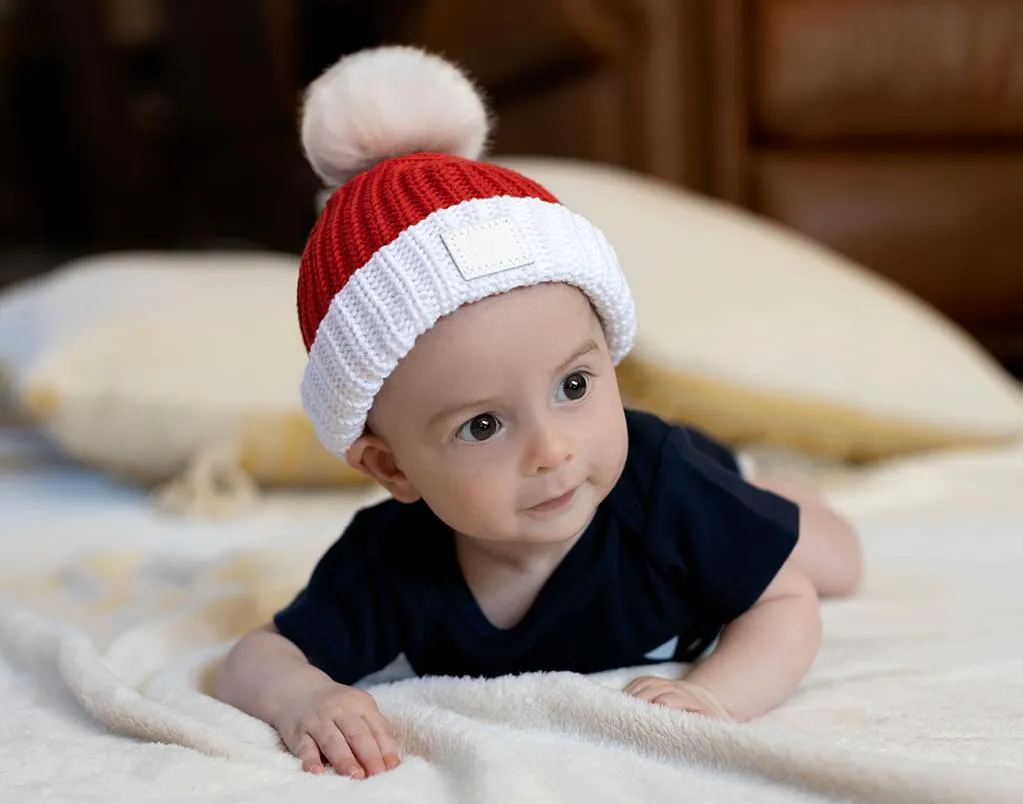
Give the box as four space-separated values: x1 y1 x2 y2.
215 46 862 781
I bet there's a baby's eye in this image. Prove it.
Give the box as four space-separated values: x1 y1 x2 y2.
455 413 502 443
556 371 589 403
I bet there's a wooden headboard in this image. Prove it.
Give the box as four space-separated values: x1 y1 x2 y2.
396 0 1023 374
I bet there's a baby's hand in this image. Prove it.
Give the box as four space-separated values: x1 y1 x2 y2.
623 676 733 720
274 679 401 778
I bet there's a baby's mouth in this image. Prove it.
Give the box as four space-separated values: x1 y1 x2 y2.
527 486 578 512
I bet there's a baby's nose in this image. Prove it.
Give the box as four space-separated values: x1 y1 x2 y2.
529 421 573 473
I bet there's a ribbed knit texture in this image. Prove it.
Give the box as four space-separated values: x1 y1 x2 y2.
298 153 557 351
293 150 636 457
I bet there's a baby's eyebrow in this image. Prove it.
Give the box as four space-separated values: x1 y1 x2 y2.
555 339 600 374
427 394 496 429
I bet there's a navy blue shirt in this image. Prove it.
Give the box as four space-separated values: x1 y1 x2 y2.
273 409 799 684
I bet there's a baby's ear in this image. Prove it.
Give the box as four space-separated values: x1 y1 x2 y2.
346 433 421 503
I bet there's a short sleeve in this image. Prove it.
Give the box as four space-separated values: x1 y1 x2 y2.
679 426 742 475
273 502 405 685
650 427 800 624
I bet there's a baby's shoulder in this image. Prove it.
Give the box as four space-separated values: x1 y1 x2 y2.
623 407 674 456
622 408 738 482
335 496 451 580
616 408 679 498
614 408 746 535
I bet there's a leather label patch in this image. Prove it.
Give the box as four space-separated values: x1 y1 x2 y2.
441 217 535 281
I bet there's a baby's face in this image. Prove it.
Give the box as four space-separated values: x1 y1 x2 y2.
367 282 629 546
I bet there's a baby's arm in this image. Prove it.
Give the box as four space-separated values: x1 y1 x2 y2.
626 561 821 722
750 474 862 599
683 561 820 721
215 624 400 778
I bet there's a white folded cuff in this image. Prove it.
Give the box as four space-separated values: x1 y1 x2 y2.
302 194 636 458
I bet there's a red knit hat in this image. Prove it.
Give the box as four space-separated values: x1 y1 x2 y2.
297 46 636 458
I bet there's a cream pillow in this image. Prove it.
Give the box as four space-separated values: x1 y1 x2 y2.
0 252 368 488
499 156 1023 460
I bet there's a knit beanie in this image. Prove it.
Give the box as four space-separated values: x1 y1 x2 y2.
297 46 636 459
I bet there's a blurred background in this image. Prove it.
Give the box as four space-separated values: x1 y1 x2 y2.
1 0 1021 376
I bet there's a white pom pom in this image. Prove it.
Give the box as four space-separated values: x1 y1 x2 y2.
300 45 491 187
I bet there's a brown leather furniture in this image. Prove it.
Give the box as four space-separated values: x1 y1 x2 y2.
397 0 1023 371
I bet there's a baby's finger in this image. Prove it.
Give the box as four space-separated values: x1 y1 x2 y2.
622 677 649 695
295 734 325 774
633 687 669 703
651 690 694 710
311 722 364 780
365 713 402 770
624 677 664 699
672 682 733 720
656 695 719 717
624 675 663 693
337 716 387 778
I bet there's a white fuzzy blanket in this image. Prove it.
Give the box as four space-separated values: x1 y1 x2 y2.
3 430 1023 803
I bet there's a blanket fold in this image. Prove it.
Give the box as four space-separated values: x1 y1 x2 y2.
4 436 1023 802
3 535 1023 804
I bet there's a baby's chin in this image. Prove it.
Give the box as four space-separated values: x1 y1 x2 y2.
458 506 595 547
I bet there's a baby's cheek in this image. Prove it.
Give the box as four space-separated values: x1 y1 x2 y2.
458 474 507 523
596 414 629 489
428 467 506 531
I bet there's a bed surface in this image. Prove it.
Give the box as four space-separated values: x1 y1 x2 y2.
3 425 1023 803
